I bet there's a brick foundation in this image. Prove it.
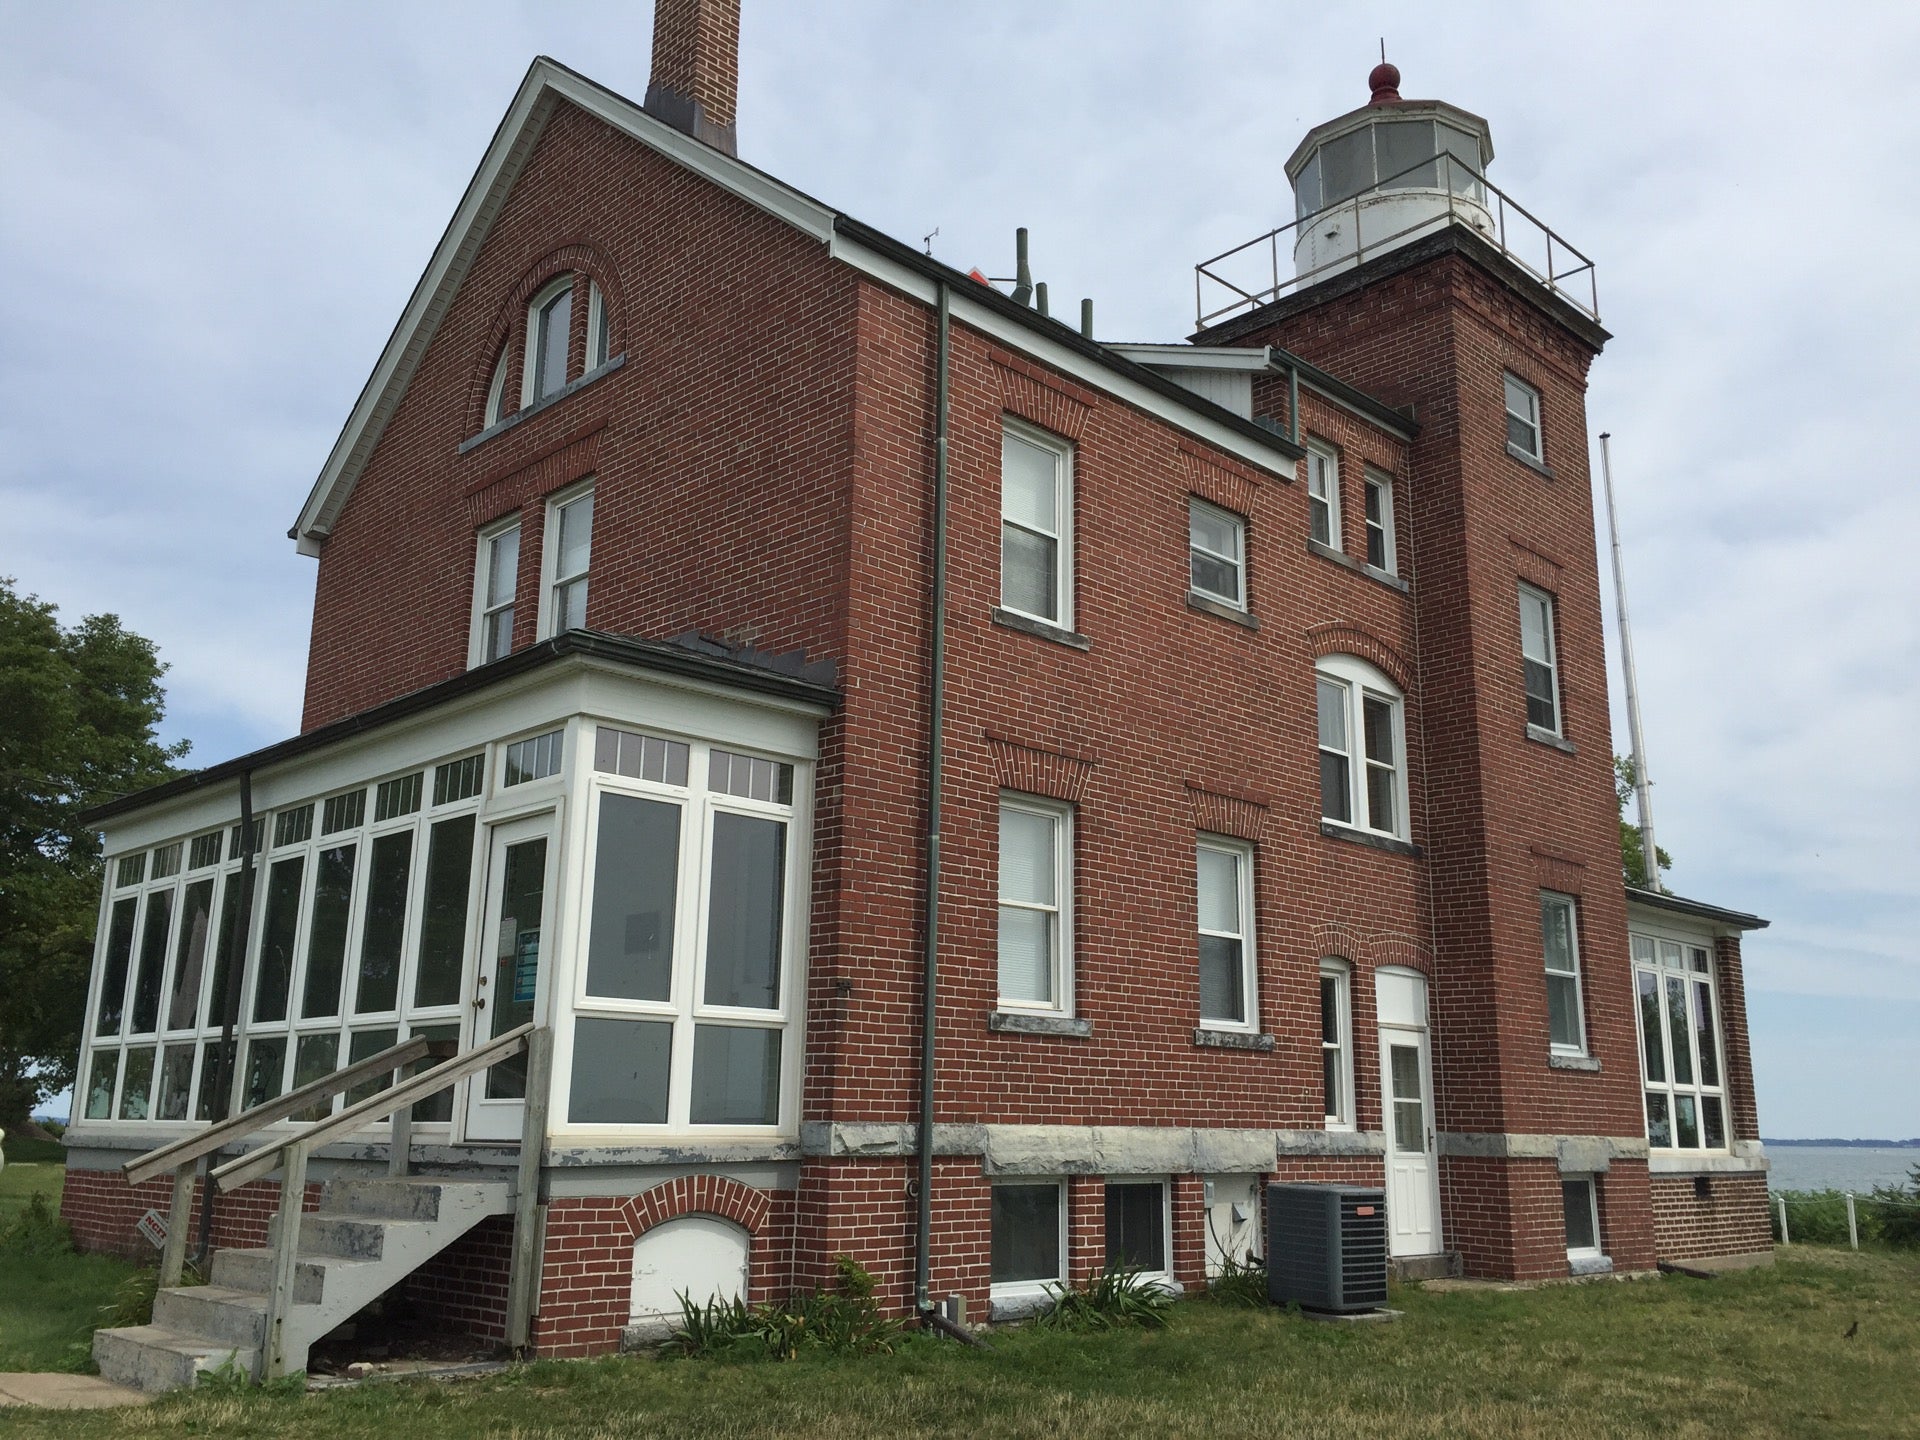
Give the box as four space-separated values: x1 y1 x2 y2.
1650 1171 1772 1262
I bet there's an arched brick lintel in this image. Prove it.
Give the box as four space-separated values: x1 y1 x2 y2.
620 1173 771 1241
1306 623 1413 695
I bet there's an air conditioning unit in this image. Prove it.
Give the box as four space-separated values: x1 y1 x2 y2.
1266 1183 1389 1313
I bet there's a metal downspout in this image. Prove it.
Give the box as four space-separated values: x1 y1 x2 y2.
195 769 257 1264
915 282 951 1317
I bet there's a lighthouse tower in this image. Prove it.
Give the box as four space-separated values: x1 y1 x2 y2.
1286 62 1496 284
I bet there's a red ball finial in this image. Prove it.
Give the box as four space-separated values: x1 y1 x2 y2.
1369 62 1401 105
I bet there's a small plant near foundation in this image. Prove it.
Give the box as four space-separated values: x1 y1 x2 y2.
1037 1261 1173 1331
664 1254 903 1360
0 1190 74 1256
1198 1253 1269 1308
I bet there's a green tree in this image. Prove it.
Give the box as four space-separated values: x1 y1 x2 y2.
1614 754 1672 889
0 579 188 1134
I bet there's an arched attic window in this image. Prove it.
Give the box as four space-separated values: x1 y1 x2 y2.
523 275 575 407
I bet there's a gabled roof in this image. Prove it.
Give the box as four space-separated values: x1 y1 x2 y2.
292 57 1305 555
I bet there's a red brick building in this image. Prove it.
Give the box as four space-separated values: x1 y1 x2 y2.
66 2 1771 1380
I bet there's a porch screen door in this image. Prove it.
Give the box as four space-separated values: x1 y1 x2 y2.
465 816 553 1141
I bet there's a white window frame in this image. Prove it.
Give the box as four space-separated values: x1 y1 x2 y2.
989 1177 1068 1298
1187 497 1247 611
1319 958 1354 1130
1103 1176 1173 1282
586 281 609 371
1562 1175 1602 1260
1631 926 1730 1153
998 418 1074 630
996 793 1073 1015
484 345 511 428
1196 837 1256 1032
1306 439 1341 551
469 515 521 668
538 480 595 640
1519 583 1561 736
1315 654 1409 841
1540 891 1587 1056
1504 372 1542 461
522 274 576 407
1363 468 1396 575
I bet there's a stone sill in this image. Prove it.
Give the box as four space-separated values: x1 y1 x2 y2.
1526 725 1577 755
1320 821 1422 859
1307 538 1411 594
1193 1028 1275 1052
1506 441 1556 479
1186 592 1260 630
990 607 1091 651
1549 1053 1602 1072
458 353 626 454
1568 1253 1614 1277
989 1010 1093 1038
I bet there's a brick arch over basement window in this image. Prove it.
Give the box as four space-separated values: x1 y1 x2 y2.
1305 622 1412 694
620 1173 772 1241
469 241 628 432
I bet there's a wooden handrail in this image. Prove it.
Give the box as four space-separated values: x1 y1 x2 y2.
123 1035 436 1187
211 1022 536 1193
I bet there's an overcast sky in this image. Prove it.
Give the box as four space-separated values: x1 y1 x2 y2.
4 2 1916 1139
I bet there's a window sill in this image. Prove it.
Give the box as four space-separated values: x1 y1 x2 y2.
990 608 1091 651
459 352 627 454
1319 821 1421 859
1526 725 1577 754
988 1288 1057 1323
1193 1028 1275 1052
1306 539 1410 593
989 1010 1093 1038
1568 1253 1614 1277
1186 592 1259 630
1549 1052 1602 1072
1506 442 1556 479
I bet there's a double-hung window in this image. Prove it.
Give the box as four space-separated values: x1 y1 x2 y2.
1540 892 1586 1054
1363 469 1396 574
1188 498 1247 610
1519 584 1560 735
1196 839 1255 1028
998 795 1070 1012
1306 441 1341 549
1504 373 1542 461
543 484 594 636
1633 932 1727 1151
1316 655 1407 840
1000 421 1073 628
525 276 575 405
1320 959 1353 1127
472 518 521 666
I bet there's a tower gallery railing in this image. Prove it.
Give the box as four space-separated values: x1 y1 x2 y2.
1194 152 1600 329
123 1023 554 1377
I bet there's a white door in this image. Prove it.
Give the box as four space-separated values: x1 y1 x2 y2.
464 816 555 1142
1380 1026 1439 1256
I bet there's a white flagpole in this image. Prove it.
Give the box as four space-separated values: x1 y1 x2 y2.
1600 432 1660 890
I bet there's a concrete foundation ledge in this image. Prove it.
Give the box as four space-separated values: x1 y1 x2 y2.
1669 1249 1776 1274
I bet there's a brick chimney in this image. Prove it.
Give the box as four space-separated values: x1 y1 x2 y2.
644 0 740 156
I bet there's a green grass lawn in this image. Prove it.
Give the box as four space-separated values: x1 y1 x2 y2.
1 1243 1914 1437
0 1159 145 1374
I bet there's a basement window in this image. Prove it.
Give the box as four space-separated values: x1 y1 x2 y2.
991 1181 1064 1292
1563 1176 1601 1259
1104 1180 1169 1276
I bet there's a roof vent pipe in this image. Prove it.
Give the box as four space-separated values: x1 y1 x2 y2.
1011 228 1033 308
1080 298 1093 339
645 0 741 155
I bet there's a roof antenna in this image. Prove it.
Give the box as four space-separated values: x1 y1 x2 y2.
1380 37 1386 64
923 226 939 257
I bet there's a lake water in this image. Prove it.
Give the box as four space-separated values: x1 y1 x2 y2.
1765 1146 1918 1193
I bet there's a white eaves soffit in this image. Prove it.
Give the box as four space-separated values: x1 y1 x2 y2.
293 59 1298 556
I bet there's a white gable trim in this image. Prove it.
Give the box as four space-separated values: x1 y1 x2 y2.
292 58 835 555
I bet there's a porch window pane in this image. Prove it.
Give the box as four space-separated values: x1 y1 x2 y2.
118 1046 155 1120
291 1033 340 1120
167 879 216 1031
83 1049 118 1119
243 1035 288 1109
690 1025 780 1125
414 816 475 1008
703 812 785 1010
253 857 305 1023
354 831 413 1014
1665 976 1693 1085
203 877 244 1029
1693 980 1720 1087
569 1017 672 1125
1645 1091 1672 1148
584 793 679 1003
195 1039 234 1121
406 1022 460 1123
345 1027 400 1105
1637 970 1664 1082
131 889 174 1033
156 1045 194 1120
96 898 139 1035
300 844 358 1019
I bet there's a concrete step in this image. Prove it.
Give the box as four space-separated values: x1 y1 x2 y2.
151 1286 268 1348
1391 1251 1462 1282
209 1246 378 1303
296 1214 403 1261
92 1324 257 1394
322 1177 456 1222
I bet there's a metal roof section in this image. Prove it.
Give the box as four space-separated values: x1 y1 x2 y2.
1625 885 1769 933
291 57 1306 556
78 630 840 828
1108 342 1418 440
